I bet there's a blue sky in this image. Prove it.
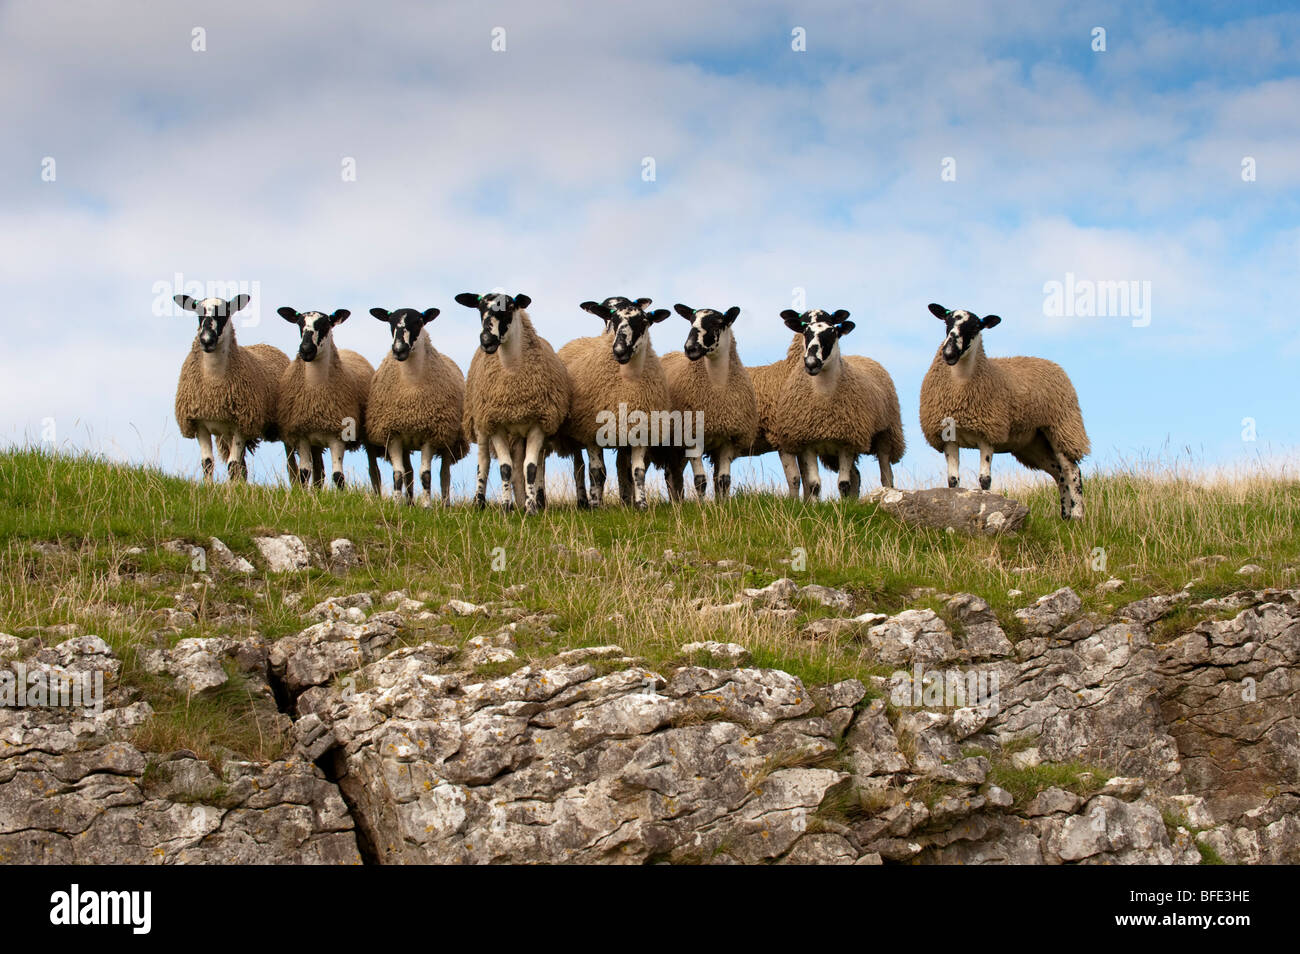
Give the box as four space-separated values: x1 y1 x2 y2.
1 0 1297 492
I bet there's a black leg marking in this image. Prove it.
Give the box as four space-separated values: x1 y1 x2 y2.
948 476 959 488
838 479 850 497
202 458 214 479
716 474 730 497
526 462 537 485
499 463 512 483
421 470 432 493
298 467 311 485
694 474 707 496
979 475 991 491
474 492 486 510
332 472 345 489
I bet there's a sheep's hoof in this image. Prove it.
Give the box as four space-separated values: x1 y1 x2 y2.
635 499 648 512
838 480 850 498
297 468 312 485
715 476 730 498
536 489 547 510
948 476 959 488
332 473 345 489
474 493 486 510
693 475 707 497
576 494 590 511
979 476 991 491
202 459 214 480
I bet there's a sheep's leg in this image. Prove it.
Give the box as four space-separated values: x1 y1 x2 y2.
519 427 546 516
586 445 606 508
572 451 589 509
387 439 407 502
368 446 383 494
418 443 434 506
196 425 215 482
536 448 548 511
439 454 452 506
1044 434 1084 521
978 440 993 491
945 442 960 488
473 437 490 509
780 451 801 497
875 456 890 490
689 453 708 499
617 449 633 506
714 445 735 500
399 448 413 501
800 448 821 501
328 439 346 489
665 453 685 503
491 433 516 512
630 444 649 510
296 438 314 487
283 442 298 485
311 446 325 487
510 441 527 509
226 433 248 482
837 451 854 500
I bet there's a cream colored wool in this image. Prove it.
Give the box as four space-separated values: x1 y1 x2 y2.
660 333 758 454
174 334 288 449
366 330 468 460
557 333 671 449
278 347 374 449
918 339 1090 464
462 310 570 441
768 335 905 464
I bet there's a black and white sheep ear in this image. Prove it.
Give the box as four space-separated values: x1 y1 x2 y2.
454 293 481 309
581 301 612 321
635 298 653 309
513 294 531 310
422 308 440 322
927 303 951 320
229 294 251 314
330 309 351 325
981 314 1001 329
831 309 851 323
836 320 856 337
277 306 300 323
648 308 671 323
673 303 695 320
174 294 198 313
369 308 391 321
780 309 805 331
724 306 741 324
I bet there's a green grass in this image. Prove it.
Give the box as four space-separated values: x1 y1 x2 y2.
3 445 1298 759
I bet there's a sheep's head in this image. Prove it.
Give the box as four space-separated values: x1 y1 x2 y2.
674 304 740 361
371 307 438 361
580 297 670 365
781 308 854 376
175 294 250 353
455 292 531 354
928 303 1000 366
278 306 350 362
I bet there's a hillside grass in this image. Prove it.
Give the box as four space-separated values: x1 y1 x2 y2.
2 445 1298 759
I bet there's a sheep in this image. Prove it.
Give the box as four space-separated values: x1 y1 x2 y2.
767 308 905 500
920 303 1089 520
366 307 469 505
172 294 296 482
556 297 672 510
456 291 571 515
658 304 758 501
275 306 382 491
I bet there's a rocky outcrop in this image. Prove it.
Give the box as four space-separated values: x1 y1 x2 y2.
868 487 1028 535
3 564 1297 864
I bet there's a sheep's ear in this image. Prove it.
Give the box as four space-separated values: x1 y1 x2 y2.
648 308 671 323
836 320 856 337
513 294 531 310
422 308 440 322
277 306 300 323
780 310 804 331
581 301 612 321
636 298 653 308
174 294 198 312
330 309 350 325
673 303 695 320
229 294 251 314
724 306 741 324
981 314 1001 329
831 309 851 323
927 303 950 319
369 308 390 321
454 293 481 309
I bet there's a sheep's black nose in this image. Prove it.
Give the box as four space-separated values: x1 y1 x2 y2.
299 345 317 361
480 334 499 353
804 358 821 375
393 344 410 361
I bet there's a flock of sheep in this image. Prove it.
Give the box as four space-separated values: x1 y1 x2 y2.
173 292 1090 520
